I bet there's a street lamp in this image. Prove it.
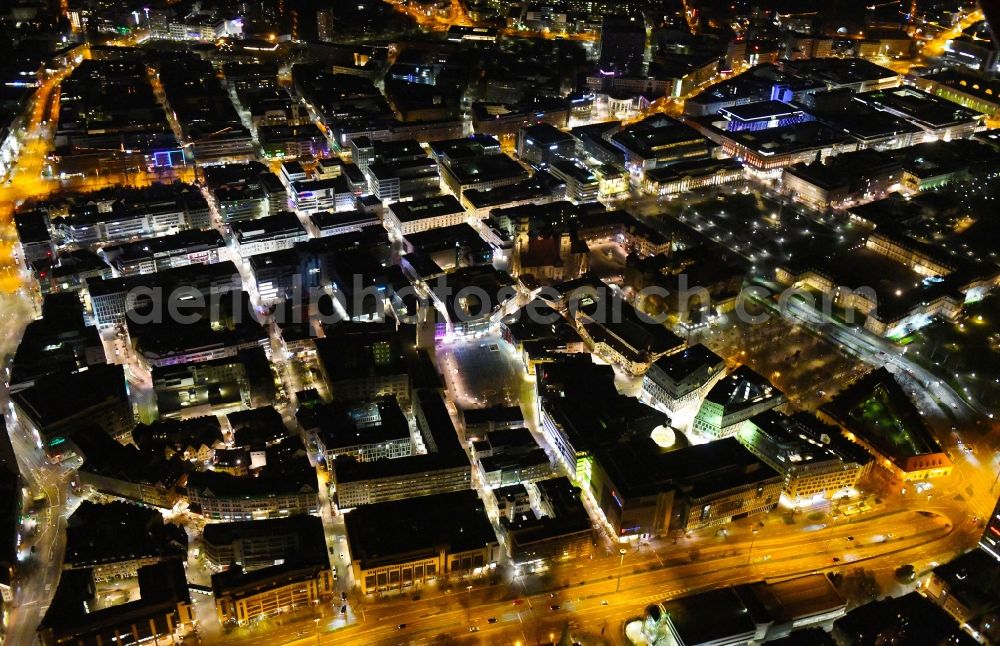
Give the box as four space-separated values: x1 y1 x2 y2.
466 584 473 622
615 548 627 593
746 529 758 566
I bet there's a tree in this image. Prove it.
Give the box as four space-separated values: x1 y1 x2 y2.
895 564 916 583
835 568 882 608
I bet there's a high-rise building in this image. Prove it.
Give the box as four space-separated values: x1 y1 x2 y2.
598 15 647 76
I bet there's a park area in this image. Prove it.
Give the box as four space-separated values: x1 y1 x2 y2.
846 386 934 459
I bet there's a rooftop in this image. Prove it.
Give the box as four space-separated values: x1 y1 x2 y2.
464 171 565 209
388 194 465 223
783 58 900 87
444 153 529 186
924 69 1000 104
520 123 573 146
314 322 412 382
721 100 806 122
212 559 330 600
598 436 779 500
463 406 525 427
202 514 325 552
232 212 307 242
106 229 225 264
64 501 187 569
86 260 241 298
549 158 598 184
611 115 708 160
703 365 783 413
650 343 724 381
344 490 497 570
833 591 975 645
10 364 128 433
855 86 984 128
742 410 873 471
310 210 380 231
931 549 1000 619
186 463 317 499
645 158 744 183
657 586 759 644
301 397 411 450
749 575 846 624
724 120 852 156
132 416 222 454
428 134 501 163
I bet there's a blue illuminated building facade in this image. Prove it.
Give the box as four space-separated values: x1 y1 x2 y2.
719 101 813 133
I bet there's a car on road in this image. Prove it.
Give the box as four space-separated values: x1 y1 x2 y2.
600 600 609 606
550 604 560 611
340 605 347 615
832 557 840 562
512 599 524 605
469 626 480 632
397 624 407 630
341 591 347 600
487 617 497 623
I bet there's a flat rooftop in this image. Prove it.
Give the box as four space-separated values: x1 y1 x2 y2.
310 209 380 230
597 436 780 500
344 490 496 570
445 153 528 186
549 158 597 184
724 120 852 156
10 364 127 431
745 409 873 469
704 365 783 413
65 501 187 568
307 397 411 450
658 586 759 644
521 122 573 146
463 406 524 426
721 100 806 122
388 194 465 223
815 103 922 142
855 86 984 128
202 514 325 549
464 171 564 209
212 560 329 599
108 228 225 262
650 343 724 381
783 58 900 87
186 464 317 498
86 260 241 298
752 575 846 623
645 158 743 182
232 211 306 241
612 115 707 159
